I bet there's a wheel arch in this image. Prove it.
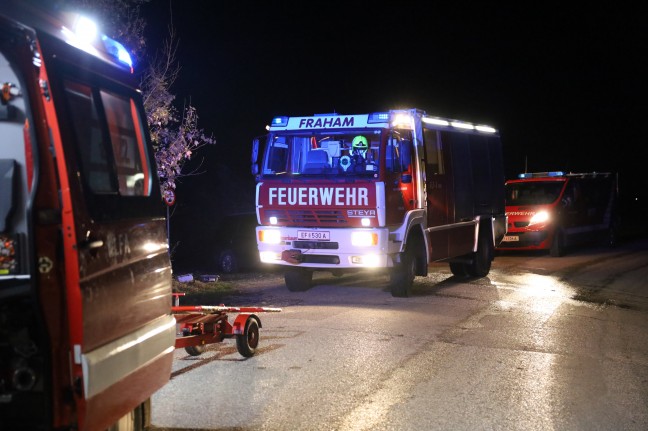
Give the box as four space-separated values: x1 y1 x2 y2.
233 314 262 335
403 221 427 277
476 215 497 255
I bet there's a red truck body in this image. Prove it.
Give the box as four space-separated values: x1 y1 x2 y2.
252 109 507 296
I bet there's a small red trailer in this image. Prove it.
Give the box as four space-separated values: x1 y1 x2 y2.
172 293 282 357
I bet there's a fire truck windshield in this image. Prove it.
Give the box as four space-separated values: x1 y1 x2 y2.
262 132 383 177
506 181 566 205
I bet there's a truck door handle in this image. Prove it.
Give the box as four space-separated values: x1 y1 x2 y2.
77 239 104 251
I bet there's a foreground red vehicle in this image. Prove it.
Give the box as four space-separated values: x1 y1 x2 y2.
1 2 174 429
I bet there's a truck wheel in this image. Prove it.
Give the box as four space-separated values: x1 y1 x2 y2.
449 262 469 278
219 249 239 273
108 399 147 430
185 344 206 356
467 226 493 277
603 222 619 248
285 269 312 292
550 229 565 257
390 248 415 297
236 318 260 358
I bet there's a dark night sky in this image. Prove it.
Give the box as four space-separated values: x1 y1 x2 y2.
139 1 646 264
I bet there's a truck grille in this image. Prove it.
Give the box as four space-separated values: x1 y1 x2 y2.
265 209 348 226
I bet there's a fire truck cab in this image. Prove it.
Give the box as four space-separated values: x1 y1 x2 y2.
498 171 619 256
251 109 507 297
1 2 174 430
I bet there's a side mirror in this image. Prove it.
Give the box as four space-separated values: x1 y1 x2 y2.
251 138 260 175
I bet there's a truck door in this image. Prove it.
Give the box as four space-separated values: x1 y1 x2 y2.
43 49 174 429
2 8 174 430
423 128 449 260
385 133 417 223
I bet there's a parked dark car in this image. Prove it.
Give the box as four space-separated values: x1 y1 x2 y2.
215 212 260 273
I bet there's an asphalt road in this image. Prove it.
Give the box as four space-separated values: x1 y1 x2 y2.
151 237 648 431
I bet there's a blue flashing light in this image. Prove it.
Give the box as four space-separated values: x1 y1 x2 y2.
102 35 133 69
368 112 389 123
271 116 288 127
518 171 565 179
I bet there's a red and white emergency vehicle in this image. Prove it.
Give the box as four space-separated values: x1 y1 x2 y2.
498 171 619 256
251 109 507 297
1 2 174 430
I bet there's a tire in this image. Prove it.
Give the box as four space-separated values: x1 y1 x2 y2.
182 328 206 356
603 221 619 248
449 262 469 278
107 399 147 431
467 225 493 277
219 249 239 273
284 269 313 292
550 228 564 257
184 344 206 356
236 318 260 358
389 248 415 297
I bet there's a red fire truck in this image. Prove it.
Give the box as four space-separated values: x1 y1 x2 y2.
251 109 507 297
498 171 619 256
1 2 174 430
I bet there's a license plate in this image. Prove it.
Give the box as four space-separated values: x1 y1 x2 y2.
502 235 519 242
297 230 330 241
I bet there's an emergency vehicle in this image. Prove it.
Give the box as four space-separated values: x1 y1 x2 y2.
498 171 619 256
1 2 175 430
251 109 507 297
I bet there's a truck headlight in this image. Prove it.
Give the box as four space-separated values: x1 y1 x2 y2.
351 231 378 247
529 210 550 225
259 229 281 244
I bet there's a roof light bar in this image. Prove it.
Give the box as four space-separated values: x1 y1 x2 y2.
368 112 389 123
450 121 474 130
518 171 565 179
422 117 450 126
271 116 288 127
475 125 497 133
102 35 133 68
423 116 497 133
391 113 414 128
59 14 134 72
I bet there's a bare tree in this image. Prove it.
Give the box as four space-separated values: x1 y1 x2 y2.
61 0 215 197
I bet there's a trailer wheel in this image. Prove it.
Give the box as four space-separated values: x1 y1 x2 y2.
285 269 312 292
236 318 260 358
185 344 206 356
390 248 415 297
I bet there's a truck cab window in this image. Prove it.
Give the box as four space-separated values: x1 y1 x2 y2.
64 81 150 196
423 128 444 174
